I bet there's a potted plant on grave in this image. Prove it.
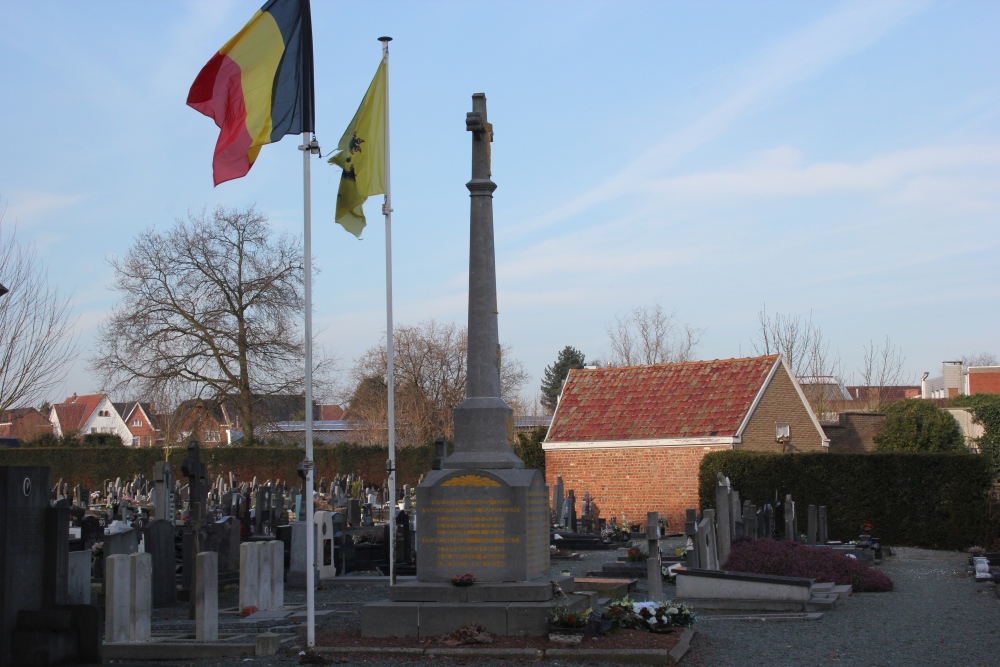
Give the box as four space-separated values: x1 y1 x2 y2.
625 546 648 562
547 605 592 636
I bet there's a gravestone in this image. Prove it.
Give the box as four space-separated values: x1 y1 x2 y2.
818 506 829 545
807 504 818 545
347 499 361 527
67 551 91 605
196 552 218 641
696 510 719 570
144 519 176 607
684 508 700 568
552 477 564 525
784 494 797 541
215 516 240 574
43 506 69 607
730 490 742 538
746 503 758 538
715 473 732 564
1 466 50 667
762 503 774 538
566 489 577 532
315 511 336 579
646 512 663 601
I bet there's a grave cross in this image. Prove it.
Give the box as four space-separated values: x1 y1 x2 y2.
181 441 207 527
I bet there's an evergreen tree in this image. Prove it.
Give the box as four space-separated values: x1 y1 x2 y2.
873 399 964 452
540 346 586 413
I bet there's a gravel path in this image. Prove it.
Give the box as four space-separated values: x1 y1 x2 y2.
106 543 1000 667
686 547 1000 667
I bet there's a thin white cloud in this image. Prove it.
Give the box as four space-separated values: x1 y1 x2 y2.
641 144 1000 201
3 191 88 225
517 0 928 233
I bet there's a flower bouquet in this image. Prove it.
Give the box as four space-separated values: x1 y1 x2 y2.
451 573 475 587
601 596 695 633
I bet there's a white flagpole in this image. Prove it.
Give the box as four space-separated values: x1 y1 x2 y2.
378 35 397 586
301 130 317 646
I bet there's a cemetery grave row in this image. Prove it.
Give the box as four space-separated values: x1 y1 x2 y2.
1 441 424 664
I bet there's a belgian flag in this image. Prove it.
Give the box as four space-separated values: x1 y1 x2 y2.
187 0 315 186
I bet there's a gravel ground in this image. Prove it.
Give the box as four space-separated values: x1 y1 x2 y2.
106 542 1000 667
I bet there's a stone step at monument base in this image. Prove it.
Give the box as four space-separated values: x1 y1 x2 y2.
572 577 636 599
809 582 852 599
697 612 825 622
361 593 591 638
595 562 651 578
804 593 840 612
674 597 828 612
389 574 572 603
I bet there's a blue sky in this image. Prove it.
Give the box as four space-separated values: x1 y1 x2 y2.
1 0 998 407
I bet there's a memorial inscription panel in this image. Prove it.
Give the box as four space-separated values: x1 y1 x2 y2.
417 469 548 582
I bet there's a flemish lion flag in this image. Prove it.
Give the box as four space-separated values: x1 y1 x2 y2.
187 0 315 186
328 61 386 238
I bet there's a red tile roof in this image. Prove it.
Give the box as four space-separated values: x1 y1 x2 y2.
546 355 780 442
53 403 88 432
54 393 107 432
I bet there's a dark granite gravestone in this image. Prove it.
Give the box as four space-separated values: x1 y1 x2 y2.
1 466 50 667
43 507 70 608
763 503 774 538
347 499 361 527
567 489 577 532
215 516 240 574
144 519 177 607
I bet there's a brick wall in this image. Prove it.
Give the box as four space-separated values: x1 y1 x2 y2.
969 368 1000 395
824 412 886 453
738 364 827 452
544 444 730 531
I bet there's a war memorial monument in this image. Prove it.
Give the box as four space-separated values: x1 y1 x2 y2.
361 94 585 637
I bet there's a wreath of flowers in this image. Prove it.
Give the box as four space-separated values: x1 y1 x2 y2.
601 596 695 633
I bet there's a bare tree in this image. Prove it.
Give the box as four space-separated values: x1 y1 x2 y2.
606 303 703 367
856 336 909 412
346 320 528 446
751 306 844 419
962 352 1000 369
91 206 327 445
0 215 79 412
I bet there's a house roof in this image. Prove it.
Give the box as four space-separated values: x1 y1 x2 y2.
1 407 46 422
845 386 920 401
546 355 780 443
52 403 88 432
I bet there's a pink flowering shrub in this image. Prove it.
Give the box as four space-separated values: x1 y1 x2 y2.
723 538 893 592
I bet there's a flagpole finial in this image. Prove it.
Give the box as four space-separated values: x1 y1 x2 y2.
378 36 393 42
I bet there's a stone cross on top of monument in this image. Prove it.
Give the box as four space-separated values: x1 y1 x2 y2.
446 93 523 470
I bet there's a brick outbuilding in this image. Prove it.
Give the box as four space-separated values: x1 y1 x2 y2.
542 355 828 531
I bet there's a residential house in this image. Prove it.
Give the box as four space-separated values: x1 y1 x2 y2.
0 407 53 442
49 393 133 445
542 355 828 530
113 402 159 448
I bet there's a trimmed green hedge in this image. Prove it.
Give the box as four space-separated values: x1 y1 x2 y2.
0 443 435 491
699 451 991 550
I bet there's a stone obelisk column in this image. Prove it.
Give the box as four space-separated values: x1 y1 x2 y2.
412 94 548 585
447 92 523 470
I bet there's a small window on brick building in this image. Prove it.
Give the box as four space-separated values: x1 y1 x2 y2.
132 437 139 447
203 430 220 443
775 423 790 443
132 419 142 427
